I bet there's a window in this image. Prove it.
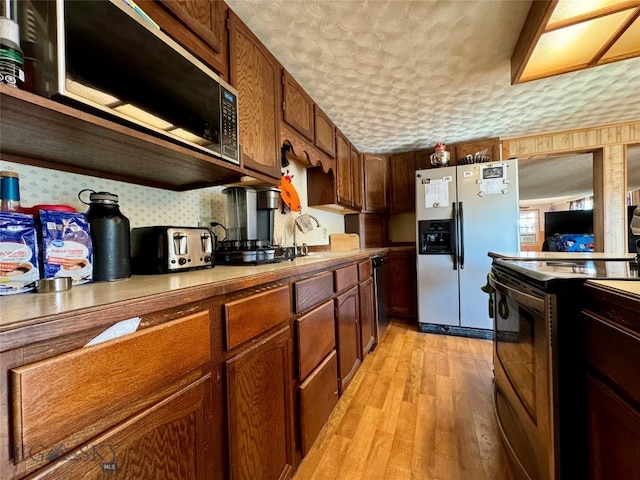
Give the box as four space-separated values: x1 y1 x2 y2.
519 210 539 243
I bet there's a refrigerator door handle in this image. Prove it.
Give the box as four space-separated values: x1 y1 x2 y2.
459 201 465 269
452 202 458 270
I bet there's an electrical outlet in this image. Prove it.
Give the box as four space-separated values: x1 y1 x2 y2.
322 227 327 239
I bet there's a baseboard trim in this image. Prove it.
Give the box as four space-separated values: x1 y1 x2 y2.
418 322 494 340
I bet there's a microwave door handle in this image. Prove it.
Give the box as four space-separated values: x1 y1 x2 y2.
459 201 465 269
452 202 458 270
490 276 545 313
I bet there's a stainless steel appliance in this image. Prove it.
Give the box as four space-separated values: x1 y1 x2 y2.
17 0 239 164
489 258 639 480
371 253 388 345
130 226 214 274
415 159 519 335
215 186 282 265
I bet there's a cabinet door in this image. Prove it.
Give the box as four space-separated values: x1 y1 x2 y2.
283 70 314 141
159 0 223 53
455 137 499 164
298 351 339 456
138 0 228 77
585 374 640 480
351 145 363 210
296 300 335 381
390 151 415 213
226 326 294 480
10 311 212 473
314 106 335 158
229 11 282 180
26 377 214 480
359 276 376 356
363 153 388 212
335 130 352 206
335 286 361 394
387 249 417 319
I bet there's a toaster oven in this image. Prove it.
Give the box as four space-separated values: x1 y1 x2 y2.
131 227 215 274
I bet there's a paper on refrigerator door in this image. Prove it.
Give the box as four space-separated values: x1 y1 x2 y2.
423 179 449 208
479 164 509 196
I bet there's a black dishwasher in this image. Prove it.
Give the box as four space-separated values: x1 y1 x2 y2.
372 253 389 345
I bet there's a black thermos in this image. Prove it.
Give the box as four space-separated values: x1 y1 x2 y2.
80 190 131 282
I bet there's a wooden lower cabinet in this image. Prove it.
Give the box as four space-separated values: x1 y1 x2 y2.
3 306 217 480
226 326 294 480
387 248 417 320
335 286 361 394
298 351 339 456
26 377 214 480
359 276 376 357
582 283 640 480
584 374 640 480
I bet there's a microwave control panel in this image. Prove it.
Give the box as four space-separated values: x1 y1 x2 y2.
221 86 239 163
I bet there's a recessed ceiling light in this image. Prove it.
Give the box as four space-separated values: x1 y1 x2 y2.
511 0 640 84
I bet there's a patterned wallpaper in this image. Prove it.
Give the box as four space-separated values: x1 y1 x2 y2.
0 159 344 246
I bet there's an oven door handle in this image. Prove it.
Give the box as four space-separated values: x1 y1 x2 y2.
489 276 544 313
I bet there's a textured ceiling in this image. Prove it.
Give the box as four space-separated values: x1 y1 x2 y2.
225 0 640 205
225 0 640 155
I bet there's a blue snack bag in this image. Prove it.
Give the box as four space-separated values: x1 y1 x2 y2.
0 212 40 295
39 210 93 284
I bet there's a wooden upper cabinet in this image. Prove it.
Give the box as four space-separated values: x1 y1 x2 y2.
159 0 223 53
455 137 500 164
390 151 416 213
138 0 228 77
314 105 336 158
414 148 432 170
351 145 363 210
282 70 314 142
335 130 352 206
229 11 282 180
363 153 388 212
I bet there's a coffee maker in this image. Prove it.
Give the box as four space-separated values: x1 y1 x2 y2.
216 186 281 264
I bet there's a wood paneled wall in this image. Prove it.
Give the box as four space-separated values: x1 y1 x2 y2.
503 120 640 253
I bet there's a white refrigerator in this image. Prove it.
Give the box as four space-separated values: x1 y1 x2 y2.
415 159 519 333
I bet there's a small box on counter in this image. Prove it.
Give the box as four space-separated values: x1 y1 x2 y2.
37 210 93 285
0 212 40 295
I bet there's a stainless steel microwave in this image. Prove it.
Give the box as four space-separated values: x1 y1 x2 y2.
18 0 239 165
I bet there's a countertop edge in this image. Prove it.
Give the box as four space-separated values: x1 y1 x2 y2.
0 249 385 350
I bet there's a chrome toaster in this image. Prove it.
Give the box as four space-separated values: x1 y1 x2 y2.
130 226 215 274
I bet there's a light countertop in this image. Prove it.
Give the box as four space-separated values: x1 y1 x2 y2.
0 249 383 335
586 279 640 298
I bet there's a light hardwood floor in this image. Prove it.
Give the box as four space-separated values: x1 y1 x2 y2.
293 322 515 480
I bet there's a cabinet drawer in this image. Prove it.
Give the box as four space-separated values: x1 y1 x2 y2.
358 259 372 280
224 285 291 349
294 272 334 313
334 264 358 292
299 350 339 456
11 311 211 458
583 312 640 405
296 300 335 380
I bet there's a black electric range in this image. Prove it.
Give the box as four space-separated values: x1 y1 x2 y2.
493 258 639 291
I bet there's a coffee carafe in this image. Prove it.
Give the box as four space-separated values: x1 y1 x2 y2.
79 189 131 281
